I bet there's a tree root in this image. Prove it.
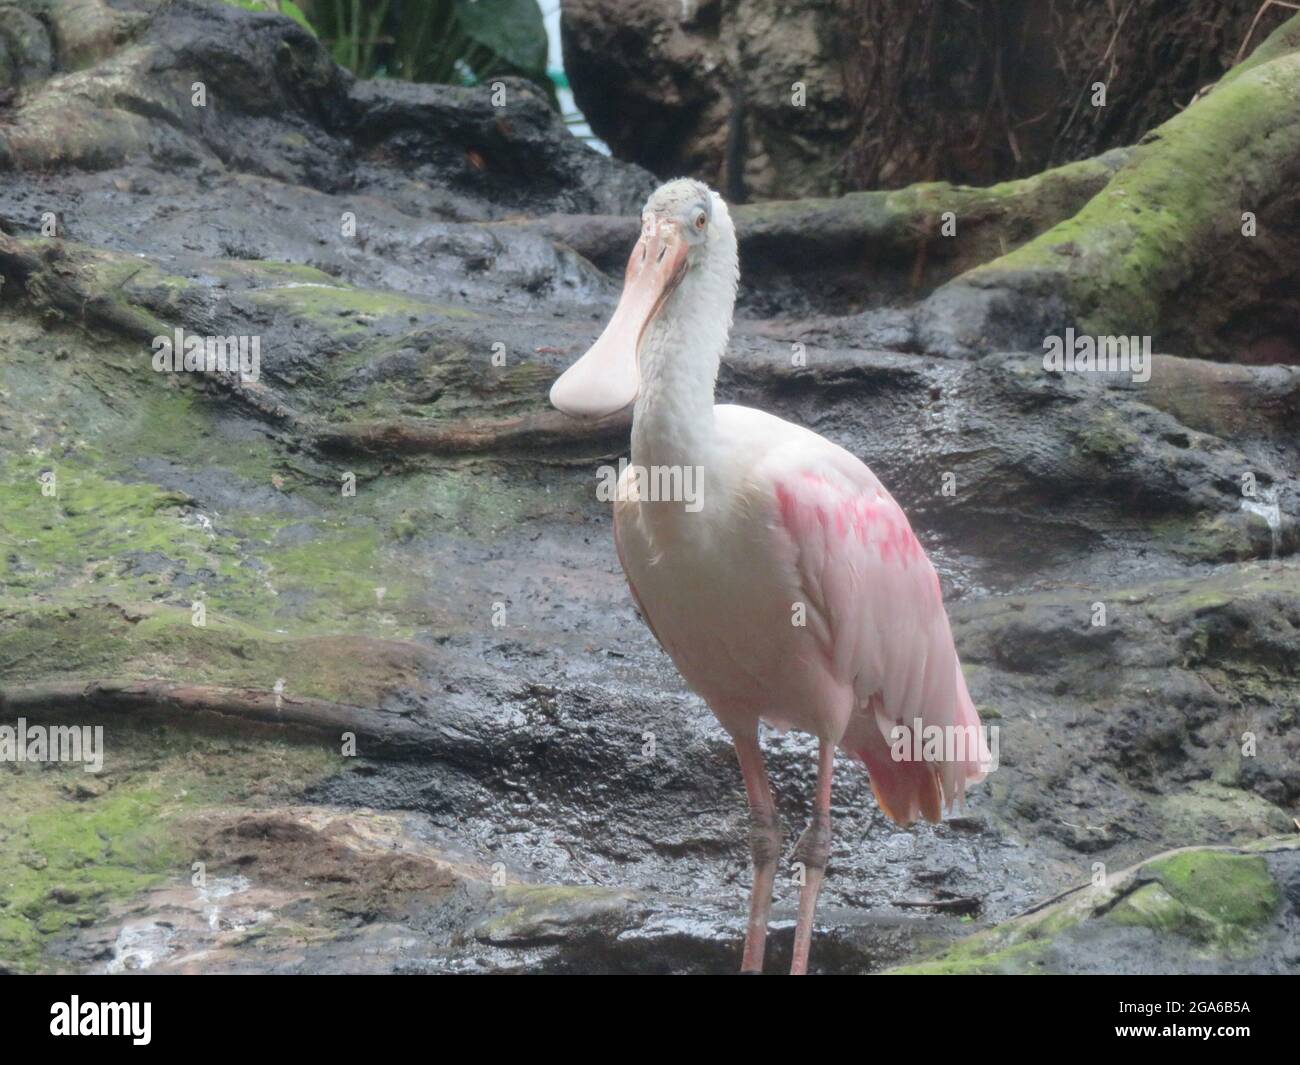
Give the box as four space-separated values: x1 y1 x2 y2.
528 150 1131 304
310 408 631 456
1137 356 1300 439
927 13 1300 358
0 677 434 760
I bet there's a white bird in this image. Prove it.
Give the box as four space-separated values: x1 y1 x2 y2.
550 179 988 975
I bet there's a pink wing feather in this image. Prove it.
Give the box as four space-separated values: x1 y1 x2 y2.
761 441 988 827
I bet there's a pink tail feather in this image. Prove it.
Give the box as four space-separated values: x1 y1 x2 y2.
847 678 989 828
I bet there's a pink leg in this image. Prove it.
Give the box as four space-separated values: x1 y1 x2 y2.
734 733 783 974
790 740 834 975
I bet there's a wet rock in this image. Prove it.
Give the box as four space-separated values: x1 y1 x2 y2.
0 7 53 97
889 839 1300 974
473 884 641 946
33 801 975 975
0 0 653 216
562 0 852 202
565 0 1297 196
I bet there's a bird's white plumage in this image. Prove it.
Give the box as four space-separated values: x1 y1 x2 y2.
553 178 989 972
558 177 984 829
615 403 986 824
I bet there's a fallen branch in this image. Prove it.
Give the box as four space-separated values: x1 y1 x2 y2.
310 408 631 456
526 149 1130 298
892 896 981 915
0 232 303 427
0 678 434 760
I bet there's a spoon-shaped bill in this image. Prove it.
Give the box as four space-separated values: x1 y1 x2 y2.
550 219 689 419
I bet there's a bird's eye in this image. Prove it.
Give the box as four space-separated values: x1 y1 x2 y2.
691 208 708 232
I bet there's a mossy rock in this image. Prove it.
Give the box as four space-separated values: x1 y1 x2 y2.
888 841 1291 975
0 728 336 972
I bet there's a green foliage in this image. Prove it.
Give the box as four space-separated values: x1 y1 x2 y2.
221 0 555 101
223 0 318 35
455 0 548 76
280 0 316 33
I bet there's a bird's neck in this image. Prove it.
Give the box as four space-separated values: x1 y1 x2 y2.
630 264 734 474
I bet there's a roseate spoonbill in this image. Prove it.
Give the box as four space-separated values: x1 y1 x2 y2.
550 179 989 975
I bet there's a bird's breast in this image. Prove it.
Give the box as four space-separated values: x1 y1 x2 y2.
613 493 850 737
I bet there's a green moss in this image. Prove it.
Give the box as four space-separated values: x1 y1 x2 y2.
1218 14 1300 84
1074 409 1142 461
127 389 295 496
1158 782 1293 841
1144 851 1279 930
257 519 387 616
958 22 1300 347
881 152 1124 226
0 732 336 971
1099 851 1280 955
888 929 1054 975
887 890 1085 975
0 452 225 617
737 151 1122 248
1141 567 1283 623
889 843 1286 974
1160 514 1254 563
0 406 525 639
1105 881 1204 938
215 260 344 287
477 884 635 944
1242 836 1300 853
0 423 426 637
248 284 471 333
0 599 434 705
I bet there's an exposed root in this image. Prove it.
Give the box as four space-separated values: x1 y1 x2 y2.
310 408 631 456
0 678 433 759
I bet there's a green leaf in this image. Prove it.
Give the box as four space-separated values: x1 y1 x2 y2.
279 0 318 36
453 0 548 77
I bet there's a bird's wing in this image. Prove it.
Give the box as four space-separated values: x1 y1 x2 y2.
613 499 668 653
754 437 988 826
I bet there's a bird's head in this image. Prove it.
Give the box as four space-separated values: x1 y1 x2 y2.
549 178 737 419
